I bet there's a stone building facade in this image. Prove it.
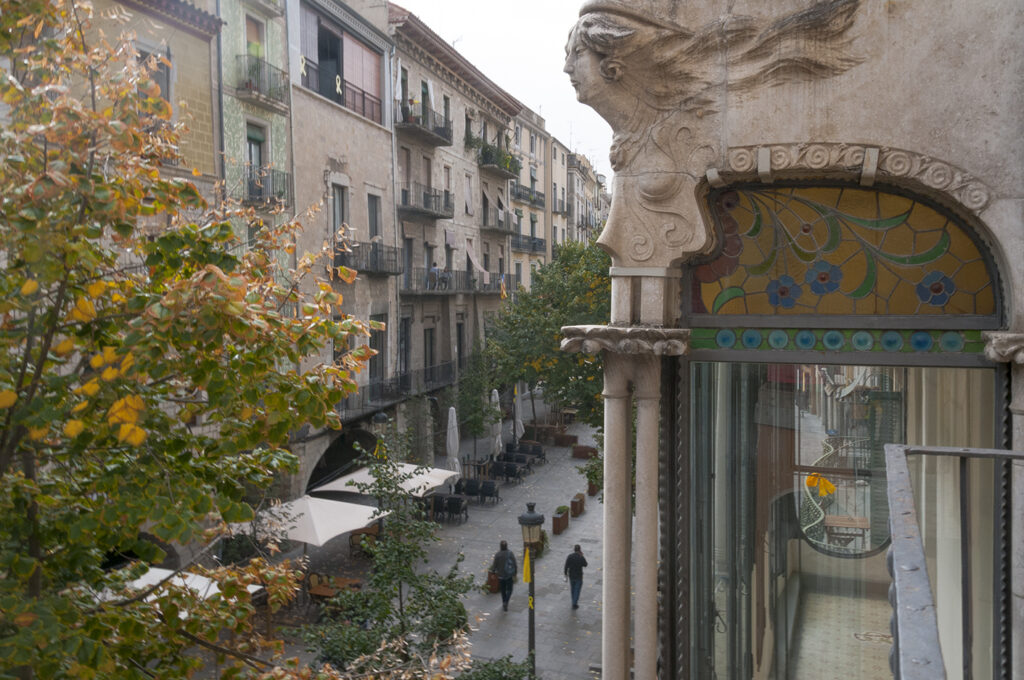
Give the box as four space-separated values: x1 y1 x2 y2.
561 0 1024 678
550 137 572 248
510 107 550 289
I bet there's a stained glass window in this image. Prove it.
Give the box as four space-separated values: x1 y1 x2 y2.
691 185 1000 325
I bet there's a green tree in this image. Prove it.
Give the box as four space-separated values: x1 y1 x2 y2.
0 4 399 678
303 445 474 672
487 240 610 427
456 343 500 455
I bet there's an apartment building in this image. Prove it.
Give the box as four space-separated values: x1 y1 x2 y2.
218 0 293 229
567 152 600 243
509 108 550 289
550 137 571 250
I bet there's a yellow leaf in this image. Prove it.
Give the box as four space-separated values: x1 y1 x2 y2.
87 281 106 298
28 426 48 440
64 420 85 438
101 366 120 381
69 297 96 322
20 279 39 296
117 423 147 446
107 396 142 425
89 354 105 369
0 389 16 409
240 406 253 420
120 353 134 373
76 379 100 397
54 338 74 356
72 401 89 413
102 346 118 364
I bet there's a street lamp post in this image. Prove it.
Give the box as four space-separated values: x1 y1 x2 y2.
518 502 544 679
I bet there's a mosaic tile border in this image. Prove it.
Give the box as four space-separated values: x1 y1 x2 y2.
692 328 985 354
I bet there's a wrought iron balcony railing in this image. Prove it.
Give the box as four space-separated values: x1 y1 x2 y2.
394 104 452 146
242 166 292 208
884 444 1020 680
481 206 514 233
235 55 289 106
474 139 521 179
397 183 454 220
333 241 404 276
510 234 546 254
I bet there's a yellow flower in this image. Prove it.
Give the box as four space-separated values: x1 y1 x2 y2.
0 389 16 409
117 423 147 446
87 281 106 298
69 297 96 323
64 420 85 438
20 279 39 296
54 338 74 356
28 426 48 440
101 366 120 381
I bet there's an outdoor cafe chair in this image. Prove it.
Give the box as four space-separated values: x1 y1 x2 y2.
445 495 468 523
463 478 480 499
479 480 500 504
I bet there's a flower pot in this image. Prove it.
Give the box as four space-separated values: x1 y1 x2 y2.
587 481 599 497
571 493 585 517
554 432 578 447
552 511 569 535
572 444 597 459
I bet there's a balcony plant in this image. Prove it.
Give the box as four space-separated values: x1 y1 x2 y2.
552 505 569 535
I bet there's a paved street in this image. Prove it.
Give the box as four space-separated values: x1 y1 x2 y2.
424 412 603 679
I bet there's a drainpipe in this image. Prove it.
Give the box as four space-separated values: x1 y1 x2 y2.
215 0 226 205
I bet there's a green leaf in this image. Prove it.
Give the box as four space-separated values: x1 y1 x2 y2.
749 248 778 276
845 209 912 230
712 287 745 313
877 231 950 265
849 253 878 299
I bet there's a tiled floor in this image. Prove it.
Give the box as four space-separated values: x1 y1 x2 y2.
790 589 891 679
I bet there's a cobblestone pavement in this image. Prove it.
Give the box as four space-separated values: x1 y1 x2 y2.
267 398 603 679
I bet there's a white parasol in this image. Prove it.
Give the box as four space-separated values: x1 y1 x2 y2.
490 388 503 457
246 495 384 548
445 406 461 480
311 463 458 498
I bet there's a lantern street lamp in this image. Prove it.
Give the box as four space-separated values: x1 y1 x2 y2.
518 502 544 679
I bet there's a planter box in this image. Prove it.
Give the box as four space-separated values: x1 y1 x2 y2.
572 444 598 459
587 481 599 497
553 432 578 447
570 493 585 517
552 511 569 535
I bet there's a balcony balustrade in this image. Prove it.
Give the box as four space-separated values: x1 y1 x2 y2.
235 55 289 109
511 183 545 209
394 104 452 146
397 182 454 220
242 166 292 208
481 206 514 234
471 137 521 179
510 234 546 254
333 241 404 276
552 198 567 214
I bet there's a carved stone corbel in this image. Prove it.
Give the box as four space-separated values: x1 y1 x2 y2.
560 325 691 356
982 331 1024 364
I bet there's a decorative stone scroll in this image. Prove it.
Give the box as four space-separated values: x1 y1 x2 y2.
718 143 993 214
982 331 1024 364
561 325 691 356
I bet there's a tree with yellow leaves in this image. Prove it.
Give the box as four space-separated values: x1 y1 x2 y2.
0 2 459 678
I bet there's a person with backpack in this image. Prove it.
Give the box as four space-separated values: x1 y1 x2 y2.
490 540 517 611
563 544 588 609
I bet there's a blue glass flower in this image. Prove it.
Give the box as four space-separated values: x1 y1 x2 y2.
766 275 802 309
806 261 843 295
916 271 956 306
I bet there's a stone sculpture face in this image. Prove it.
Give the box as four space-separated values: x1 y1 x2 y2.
566 0 864 269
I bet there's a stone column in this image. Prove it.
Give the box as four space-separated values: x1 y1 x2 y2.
633 355 661 680
602 351 633 680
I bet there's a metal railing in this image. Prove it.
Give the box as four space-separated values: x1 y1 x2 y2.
884 444 1021 679
394 104 452 145
482 206 514 233
242 166 292 208
401 267 472 294
511 234 546 254
342 80 382 124
397 182 454 219
235 55 289 105
476 140 521 177
334 241 403 276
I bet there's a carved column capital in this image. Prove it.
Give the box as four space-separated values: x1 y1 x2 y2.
561 325 691 356
982 332 1024 363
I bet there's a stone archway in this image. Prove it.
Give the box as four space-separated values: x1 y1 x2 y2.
305 427 377 492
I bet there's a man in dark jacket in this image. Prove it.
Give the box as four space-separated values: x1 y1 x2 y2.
491 540 517 611
564 544 588 609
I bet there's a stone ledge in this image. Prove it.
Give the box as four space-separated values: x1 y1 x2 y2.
560 325 691 356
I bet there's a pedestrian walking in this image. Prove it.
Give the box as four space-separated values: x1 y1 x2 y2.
490 540 517 611
563 544 588 609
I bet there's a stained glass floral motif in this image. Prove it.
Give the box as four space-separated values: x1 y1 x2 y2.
691 328 985 355
692 186 998 321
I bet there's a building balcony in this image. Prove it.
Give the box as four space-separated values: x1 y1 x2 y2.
235 55 289 111
470 137 521 179
242 166 292 209
511 183 545 209
481 206 514 234
510 234 546 254
242 0 284 17
397 183 454 221
394 104 452 146
334 241 404 276
552 198 567 215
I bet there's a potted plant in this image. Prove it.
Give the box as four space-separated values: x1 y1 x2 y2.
552 505 569 535
570 492 585 517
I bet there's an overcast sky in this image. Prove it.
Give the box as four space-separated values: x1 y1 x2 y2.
390 0 614 180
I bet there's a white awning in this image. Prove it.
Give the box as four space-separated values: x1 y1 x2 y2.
465 238 489 284
311 463 458 498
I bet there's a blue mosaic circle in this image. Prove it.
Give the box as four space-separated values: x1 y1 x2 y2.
939 331 964 352
715 329 737 348
910 331 934 351
822 330 845 350
880 331 904 351
851 331 874 351
741 329 763 349
768 330 789 349
794 330 817 350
